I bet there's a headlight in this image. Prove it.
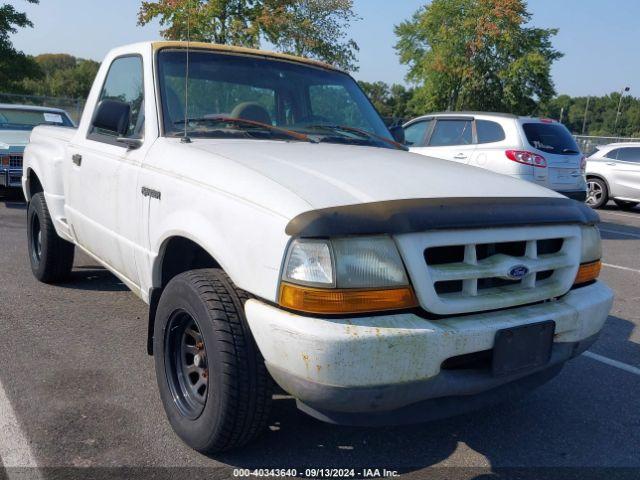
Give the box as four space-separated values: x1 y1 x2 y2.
575 226 602 286
280 236 417 314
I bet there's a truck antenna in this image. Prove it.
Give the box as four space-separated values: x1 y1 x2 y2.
181 0 192 144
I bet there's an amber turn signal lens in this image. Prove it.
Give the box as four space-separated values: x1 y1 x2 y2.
574 260 602 286
279 283 419 315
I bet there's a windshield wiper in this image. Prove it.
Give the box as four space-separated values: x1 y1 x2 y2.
306 124 407 150
175 116 315 143
562 148 580 154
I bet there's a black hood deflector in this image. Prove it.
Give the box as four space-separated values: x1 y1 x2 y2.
286 197 599 238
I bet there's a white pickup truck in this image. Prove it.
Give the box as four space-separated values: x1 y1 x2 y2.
23 41 613 453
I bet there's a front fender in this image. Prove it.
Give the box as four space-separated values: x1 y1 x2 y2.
146 191 291 303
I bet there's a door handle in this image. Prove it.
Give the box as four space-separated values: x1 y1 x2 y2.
72 154 82 166
606 162 617 166
453 153 468 160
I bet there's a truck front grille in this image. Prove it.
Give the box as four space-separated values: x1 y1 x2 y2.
396 225 582 315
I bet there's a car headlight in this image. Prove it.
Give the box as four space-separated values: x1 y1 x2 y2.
280 236 417 314
575 226 602 286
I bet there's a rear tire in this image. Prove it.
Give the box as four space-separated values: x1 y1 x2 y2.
154 269 273 453
586 178 608 209
27 192 75 283
613 200 638 210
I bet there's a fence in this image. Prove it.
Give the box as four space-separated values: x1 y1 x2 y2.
574 135 640 156
0 92 86 124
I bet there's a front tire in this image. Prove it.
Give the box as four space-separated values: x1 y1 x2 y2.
586 178 608 209
613 200 638 210
154 269 273 453
27 192 75 283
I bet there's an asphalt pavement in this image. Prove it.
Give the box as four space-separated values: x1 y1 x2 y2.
0 192 638 480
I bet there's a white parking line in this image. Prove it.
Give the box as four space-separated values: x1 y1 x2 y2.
0 379 40 474
603 263 640 274
599 228 640 239
584 351 640 376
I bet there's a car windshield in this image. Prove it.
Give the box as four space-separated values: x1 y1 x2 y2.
157 49 398 149
522 122 580 155
0 108 73 131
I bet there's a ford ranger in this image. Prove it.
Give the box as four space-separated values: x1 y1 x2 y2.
23 41 613 453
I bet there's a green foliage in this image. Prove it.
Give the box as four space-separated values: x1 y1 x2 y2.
539 93 640 137
20 54 100 99
395 0 562 115
138 0 360 71
0 0 41 92
358 81 417 121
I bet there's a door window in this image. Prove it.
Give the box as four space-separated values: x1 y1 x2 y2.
429 119 473 146
90 56 144 141
404 120 431 146
610 147 640 162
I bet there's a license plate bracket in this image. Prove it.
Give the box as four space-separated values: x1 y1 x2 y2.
492 321 555 377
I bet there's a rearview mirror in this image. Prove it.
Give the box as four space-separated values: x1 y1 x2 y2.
92 99 131 137
389 125 405 144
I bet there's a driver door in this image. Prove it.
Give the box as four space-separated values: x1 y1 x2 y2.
64 55 146 288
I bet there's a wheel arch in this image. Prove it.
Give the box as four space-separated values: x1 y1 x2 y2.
25 168 44 201
147 234 225 355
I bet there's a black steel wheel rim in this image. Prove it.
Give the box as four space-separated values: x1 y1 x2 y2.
30 212 42 264
164 310 209 419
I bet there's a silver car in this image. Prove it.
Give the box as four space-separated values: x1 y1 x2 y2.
586 142 640 210
404 112 587 201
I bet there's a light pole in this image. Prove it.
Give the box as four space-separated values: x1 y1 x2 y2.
614 86 630 138
581 96 591 135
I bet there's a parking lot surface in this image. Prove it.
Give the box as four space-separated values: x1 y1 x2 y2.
0 193 638 479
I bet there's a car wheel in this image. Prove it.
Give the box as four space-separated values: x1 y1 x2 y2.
586 178 608 209
613 200 638 211
27 192 75 283
154 269 273 453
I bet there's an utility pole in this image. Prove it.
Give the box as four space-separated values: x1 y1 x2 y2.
614 86 630 138
581 97 591 135
559 107 564 124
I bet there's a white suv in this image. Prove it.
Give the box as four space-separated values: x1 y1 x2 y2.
404 112 587 201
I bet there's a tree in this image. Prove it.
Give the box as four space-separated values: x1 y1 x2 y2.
395 0 562 115
358 81 417 121
0 0 41 92
539 93 640 138
21 54 100 99
138 0 360 71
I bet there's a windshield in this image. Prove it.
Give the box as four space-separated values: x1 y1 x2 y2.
0 108 73 131
157 49 397 149
522 122 580 155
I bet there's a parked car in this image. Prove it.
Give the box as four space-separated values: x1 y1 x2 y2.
23 42 612 453
0 104 74 192
585 142 640 209
404 112 587 201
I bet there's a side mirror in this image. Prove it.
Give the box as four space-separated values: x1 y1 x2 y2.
92 99 131 137
389 125 405 144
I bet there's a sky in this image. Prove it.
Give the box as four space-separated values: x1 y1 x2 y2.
6 0 640 97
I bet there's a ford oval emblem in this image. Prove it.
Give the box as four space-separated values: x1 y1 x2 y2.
508 265 530 280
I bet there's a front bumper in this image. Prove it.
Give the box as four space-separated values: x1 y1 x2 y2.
245 281 613 424
0 168 22 188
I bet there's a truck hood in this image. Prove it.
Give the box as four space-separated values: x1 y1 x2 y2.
188 140 562 212
0 130 30 150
